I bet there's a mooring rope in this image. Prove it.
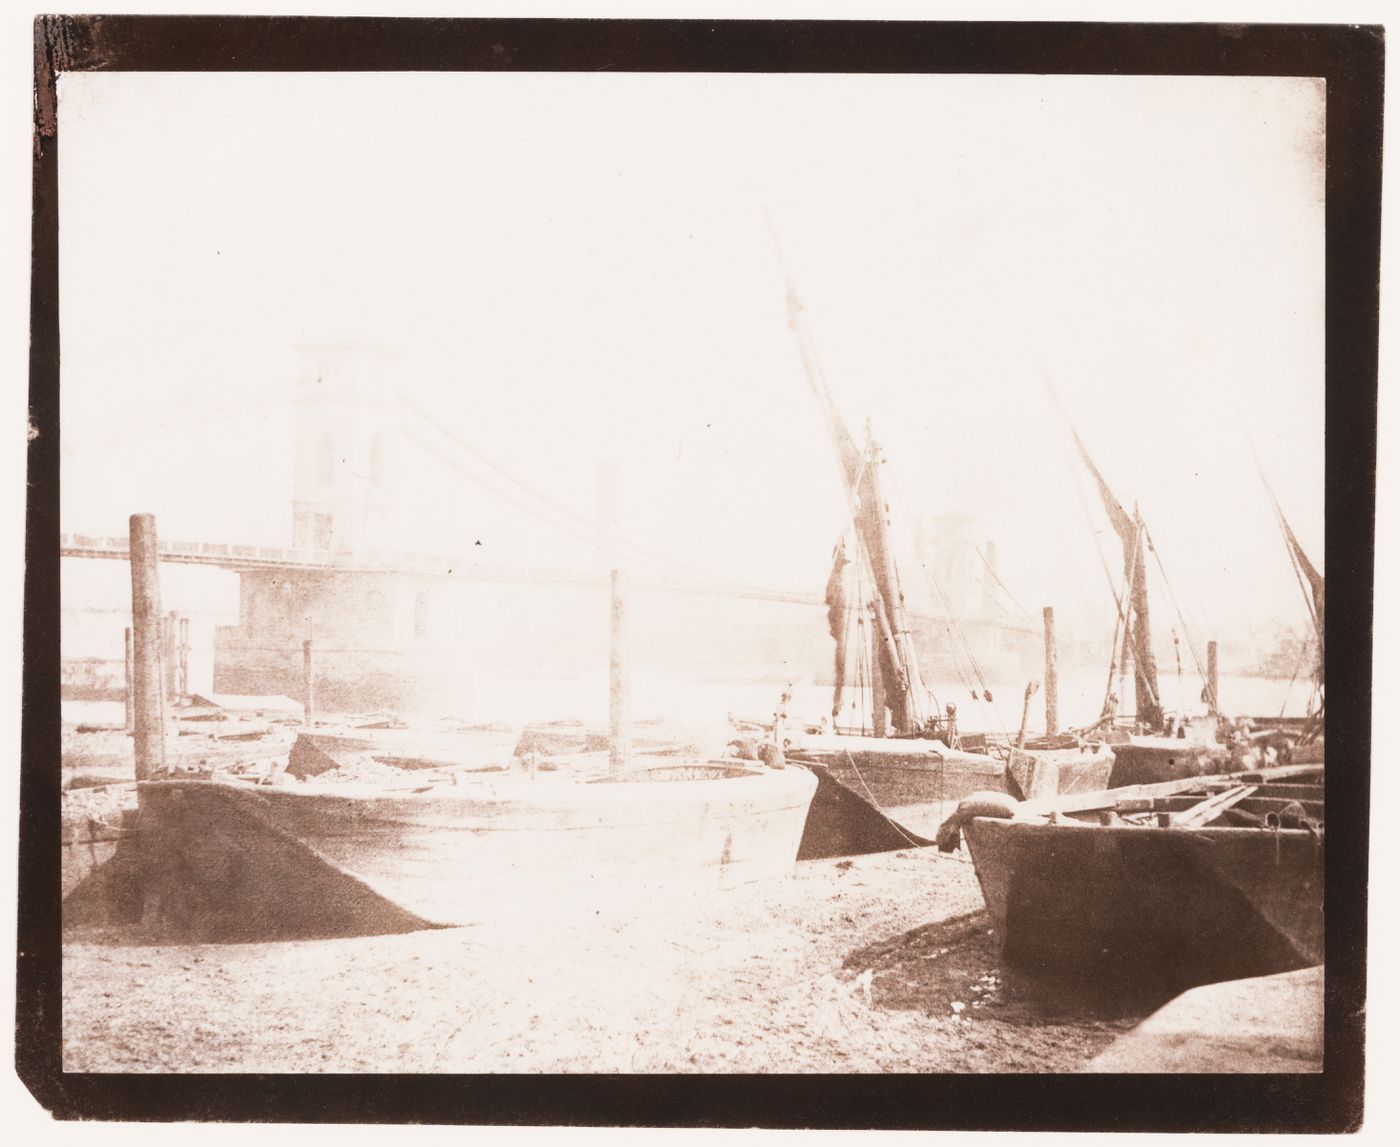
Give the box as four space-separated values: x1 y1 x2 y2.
839 749 929 850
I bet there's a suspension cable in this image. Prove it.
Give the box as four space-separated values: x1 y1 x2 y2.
1142 525 1211 698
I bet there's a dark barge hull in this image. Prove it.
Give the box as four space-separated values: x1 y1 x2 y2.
811 743 1114 806
963 811 1323 1000
1105 737 1228 788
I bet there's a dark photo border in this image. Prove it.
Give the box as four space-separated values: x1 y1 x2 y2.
22 15 1382 1130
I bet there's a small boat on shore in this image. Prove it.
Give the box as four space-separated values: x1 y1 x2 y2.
133 761 819 938
738 726 1113 839
287 722 523 777
937 764 1323 1000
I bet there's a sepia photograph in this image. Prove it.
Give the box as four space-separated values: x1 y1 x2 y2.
19 13 1381 1132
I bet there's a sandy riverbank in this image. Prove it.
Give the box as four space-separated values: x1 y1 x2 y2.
63 843 1145 1074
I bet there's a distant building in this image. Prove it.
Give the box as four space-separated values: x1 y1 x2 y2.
916 512 982 616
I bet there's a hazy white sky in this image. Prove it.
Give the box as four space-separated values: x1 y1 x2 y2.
58 70 1325 639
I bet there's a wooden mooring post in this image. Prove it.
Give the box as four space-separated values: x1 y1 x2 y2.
609 569 631 774
1043 606 1058 736
123 626 134 733
129 514 167 781
1016 680 1041 749
162 610 180 702
303 638 316 727
178 615 190 698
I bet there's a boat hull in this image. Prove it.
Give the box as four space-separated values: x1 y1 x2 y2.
795 735 1113 815
1106 735 1228 788
290 726 521 776
136 764 818 934
1004 745 1117 801
794 764 932 859
963 814 1324 998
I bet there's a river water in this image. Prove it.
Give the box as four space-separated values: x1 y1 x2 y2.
62 665 1315 737
428 664 1314 736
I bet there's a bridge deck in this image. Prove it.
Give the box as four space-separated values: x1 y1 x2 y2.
60 534 1037 628
59 533 826 605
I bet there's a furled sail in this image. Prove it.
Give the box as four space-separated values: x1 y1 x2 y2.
776 256 925 735
1257 462 1324 684
825 538 850 718
1070 429 1164 731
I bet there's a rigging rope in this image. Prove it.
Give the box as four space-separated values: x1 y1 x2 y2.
973 545 1033 621
1246 428 1322 637
1098 518 1142 721
1243 426 1323 727
1142 526 1212 704
1057 427 1127 612
838 750 930 850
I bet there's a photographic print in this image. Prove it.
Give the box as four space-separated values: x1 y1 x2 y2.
21 15 1379 1130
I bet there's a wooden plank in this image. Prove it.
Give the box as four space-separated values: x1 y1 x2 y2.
1021 764 1319 819
1161 785 1257 828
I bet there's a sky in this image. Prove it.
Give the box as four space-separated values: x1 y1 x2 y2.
56 70 1325 643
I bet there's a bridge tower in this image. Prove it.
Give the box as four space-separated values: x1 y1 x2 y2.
917 512 983 617
290 345 404 554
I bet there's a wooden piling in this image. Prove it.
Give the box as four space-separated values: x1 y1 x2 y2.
303 639 316 727
178 615 190 698
1043 606 1059 735
128 514 166 781
163 611 179 702
609 569 631 773
1206 640 1219 716
123 626 134 733
1017 680 1040 749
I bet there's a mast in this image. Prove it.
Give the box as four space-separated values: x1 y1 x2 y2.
775 247 924 734
862 430 925 732
1071 430 1164 731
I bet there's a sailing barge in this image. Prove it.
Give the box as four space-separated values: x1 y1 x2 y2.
1064 427 1236 786
938 764 1324 998
738 258 1114 826
135 761 818 936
